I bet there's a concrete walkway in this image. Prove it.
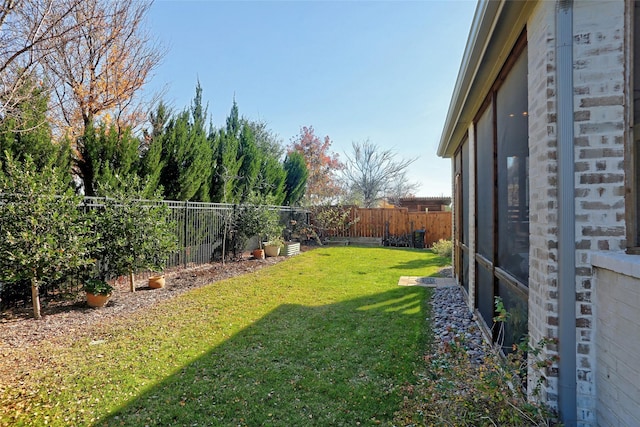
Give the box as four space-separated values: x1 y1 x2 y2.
397 276 457 288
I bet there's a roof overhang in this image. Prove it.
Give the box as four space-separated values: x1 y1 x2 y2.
437 0 536 158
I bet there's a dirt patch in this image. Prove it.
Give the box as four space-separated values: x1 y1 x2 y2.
0 253 289 349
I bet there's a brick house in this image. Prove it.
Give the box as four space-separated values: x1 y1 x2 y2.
391 196 452 212
437 1 640 426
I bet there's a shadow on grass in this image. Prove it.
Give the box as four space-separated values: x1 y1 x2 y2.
390 257 449 271
97 286 428 426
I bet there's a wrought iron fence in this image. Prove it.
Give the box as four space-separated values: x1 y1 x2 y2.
82 197 309 268
0 197 308 309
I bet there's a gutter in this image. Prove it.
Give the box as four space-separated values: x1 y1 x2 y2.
556 1 577 425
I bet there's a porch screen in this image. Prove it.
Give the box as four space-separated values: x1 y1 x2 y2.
461 139 470 247
477 261 495 327
462 250 470 298
476 104 494 326
458 138 470 294
476 104 494 260
497 279 528 352
497 50 529 285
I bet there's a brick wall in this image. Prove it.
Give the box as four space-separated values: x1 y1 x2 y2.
526 2 627 424
572 1 627 423
593 256 640 427
526 2 560 411
450 1 631 423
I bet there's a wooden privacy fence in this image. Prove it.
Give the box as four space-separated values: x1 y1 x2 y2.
326 207 452 248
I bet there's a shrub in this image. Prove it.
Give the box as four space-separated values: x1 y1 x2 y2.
431 238 453 258
0 155 94 318
309 204 358 244
91 176 178 292
236 192 283 249
83 279 114 296
395 297 558 427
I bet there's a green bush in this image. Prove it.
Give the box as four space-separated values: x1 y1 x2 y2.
0 155 94 318
92 176 178 291
83 279 114 296
236 191 283 248
431 238 453 258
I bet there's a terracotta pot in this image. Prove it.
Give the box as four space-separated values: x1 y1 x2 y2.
149 275 165 289
86 292 111 308
252 249 265 259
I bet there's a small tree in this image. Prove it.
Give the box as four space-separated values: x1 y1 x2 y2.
342 140 418 208
0 155 94 319
93 176 178 292
236 192 282 250
310 204 359 243
288 126 344 206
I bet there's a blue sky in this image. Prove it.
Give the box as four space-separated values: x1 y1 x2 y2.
145 0 477 197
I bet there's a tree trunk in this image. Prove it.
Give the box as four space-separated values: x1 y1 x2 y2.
31 277 41 319
79 118 95 196
129 269 135 292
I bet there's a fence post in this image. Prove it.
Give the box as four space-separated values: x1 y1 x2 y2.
410 221 415 248
384 221 389 246
183 201 188 269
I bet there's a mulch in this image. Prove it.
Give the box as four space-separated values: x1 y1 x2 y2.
0 254 287 349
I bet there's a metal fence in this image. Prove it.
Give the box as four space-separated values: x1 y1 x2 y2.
0 197 308 310
83 197 309 268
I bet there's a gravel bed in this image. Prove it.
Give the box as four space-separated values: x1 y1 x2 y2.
430 286 489 364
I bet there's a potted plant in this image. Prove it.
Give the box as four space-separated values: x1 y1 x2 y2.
237 192 283 260
83 278 114 308
252 247 265 260
263 236 284 257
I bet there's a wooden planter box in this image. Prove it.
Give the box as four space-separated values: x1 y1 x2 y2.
283 242 300 256
324 238 349 246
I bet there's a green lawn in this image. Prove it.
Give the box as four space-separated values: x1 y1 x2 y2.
1 246 449 426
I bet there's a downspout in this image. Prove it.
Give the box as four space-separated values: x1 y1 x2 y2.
556 1 577 425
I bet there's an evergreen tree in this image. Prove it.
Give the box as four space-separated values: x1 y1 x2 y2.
0 80 72 185
283 151 308 206
249 120 284 160
140 101 171 197
209 101 287 205
81 123 140 195
210 127 242 203
190 84 212 202
260 155 287 205
210 101 243 203
159 83 213 201
226 98 241 138
237 121 260 200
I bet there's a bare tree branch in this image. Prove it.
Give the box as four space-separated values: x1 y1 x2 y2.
385 170 420 206
0 0 97 131
43 0 163 137
342 140 418 208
